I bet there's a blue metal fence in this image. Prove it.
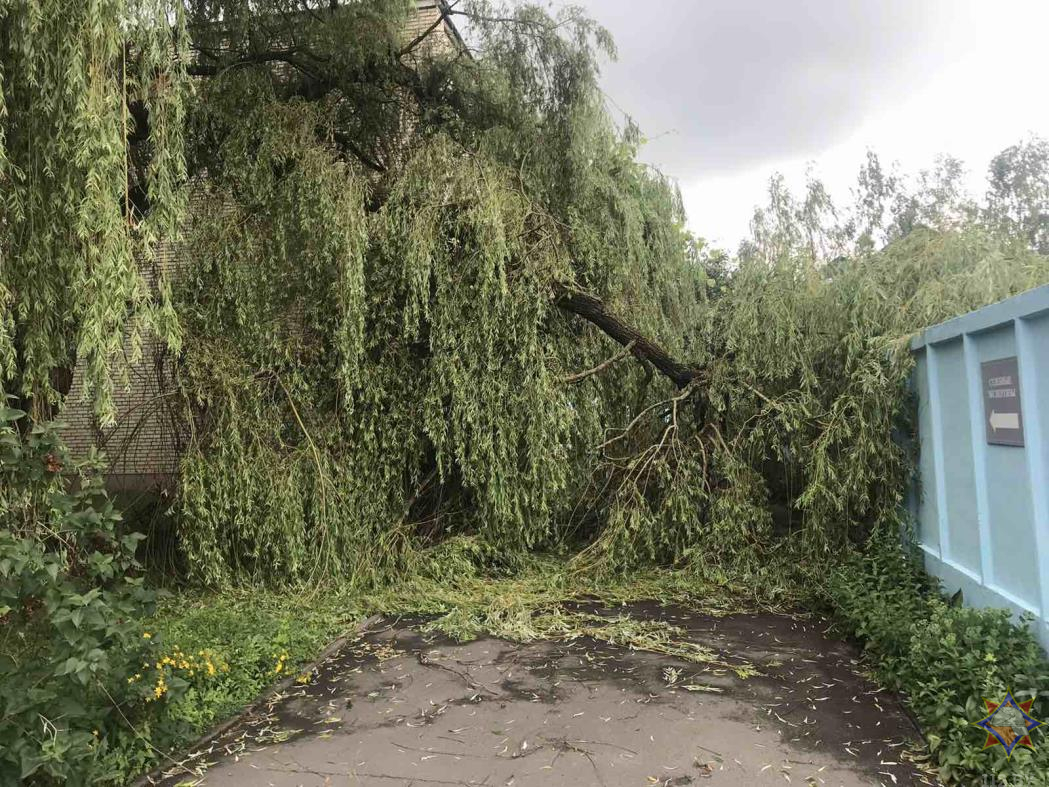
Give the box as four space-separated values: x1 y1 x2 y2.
911 284 1049 650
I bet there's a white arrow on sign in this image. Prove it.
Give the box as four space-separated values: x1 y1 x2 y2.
989 410 1020 432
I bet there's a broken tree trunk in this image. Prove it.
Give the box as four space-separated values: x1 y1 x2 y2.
555 287 701 388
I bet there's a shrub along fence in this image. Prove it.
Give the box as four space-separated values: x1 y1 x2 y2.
911 284 1049 651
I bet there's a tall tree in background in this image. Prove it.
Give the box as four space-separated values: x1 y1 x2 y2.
986 137 1049 254
755 141 1049 263
0 0 188 420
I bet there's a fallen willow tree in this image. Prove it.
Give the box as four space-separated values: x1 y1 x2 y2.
166 0 708 584
157 1 1049 586
6 6 1049 785
4 1 1044 587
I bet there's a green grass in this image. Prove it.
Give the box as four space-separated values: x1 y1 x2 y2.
89 584 363 782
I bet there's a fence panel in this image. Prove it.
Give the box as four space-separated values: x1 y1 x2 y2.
911 285 1049 650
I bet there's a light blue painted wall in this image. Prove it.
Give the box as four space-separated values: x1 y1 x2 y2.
911 284 1049 650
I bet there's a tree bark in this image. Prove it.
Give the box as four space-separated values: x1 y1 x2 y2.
555 287 701 388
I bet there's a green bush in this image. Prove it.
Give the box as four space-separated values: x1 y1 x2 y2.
0 405 162 784
829 529 1049 785
0 403 355 784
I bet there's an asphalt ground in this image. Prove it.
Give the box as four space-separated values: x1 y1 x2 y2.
154 603 934 787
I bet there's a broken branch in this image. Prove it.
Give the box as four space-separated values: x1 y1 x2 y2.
555 286 701 388
563 340 637 384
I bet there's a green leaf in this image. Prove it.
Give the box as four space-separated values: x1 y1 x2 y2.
20 750 42 780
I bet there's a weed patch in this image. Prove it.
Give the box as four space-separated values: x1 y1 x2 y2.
828 530 1049 785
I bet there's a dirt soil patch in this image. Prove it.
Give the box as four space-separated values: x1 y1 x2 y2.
154 603 935 786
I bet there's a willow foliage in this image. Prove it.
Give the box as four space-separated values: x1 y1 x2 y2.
0 0 188 420
159 1 1049 586
724 230 1049 542
9 1 1048 588
166 1 708 584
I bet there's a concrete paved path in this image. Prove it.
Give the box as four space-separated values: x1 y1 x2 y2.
155 605 935 786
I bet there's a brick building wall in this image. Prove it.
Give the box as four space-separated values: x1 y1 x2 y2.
60 239 187 491
59 1 462 491
406 1 464 57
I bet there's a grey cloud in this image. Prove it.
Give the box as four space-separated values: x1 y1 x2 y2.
564 0 954 178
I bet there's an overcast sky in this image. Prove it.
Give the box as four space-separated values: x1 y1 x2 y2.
547 0 1049 250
